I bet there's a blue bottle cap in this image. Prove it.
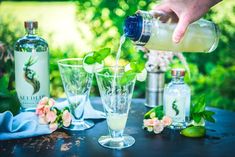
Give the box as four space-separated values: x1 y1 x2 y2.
124 12 152 46
124 14 142 41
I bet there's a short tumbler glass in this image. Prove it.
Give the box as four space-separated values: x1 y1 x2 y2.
58 58 94 131
95 66 136 149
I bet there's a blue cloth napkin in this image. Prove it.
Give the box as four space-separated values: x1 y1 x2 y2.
0 99 105 140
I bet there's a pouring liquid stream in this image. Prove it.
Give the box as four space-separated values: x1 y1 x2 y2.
111 35 126 108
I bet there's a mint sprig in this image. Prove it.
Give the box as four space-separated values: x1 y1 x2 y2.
119 70 136 85
119 60 145 85
84 48 111 65
191 96 215 123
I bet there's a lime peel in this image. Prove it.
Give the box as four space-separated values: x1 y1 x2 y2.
180 126 206 138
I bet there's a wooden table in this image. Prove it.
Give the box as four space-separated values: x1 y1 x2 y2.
1 97 235 157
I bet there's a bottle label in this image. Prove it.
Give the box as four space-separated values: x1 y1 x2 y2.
14 51 49 109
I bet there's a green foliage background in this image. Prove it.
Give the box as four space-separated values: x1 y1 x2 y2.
0 0 235 111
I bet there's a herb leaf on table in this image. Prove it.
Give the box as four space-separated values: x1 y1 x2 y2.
190 95 215 123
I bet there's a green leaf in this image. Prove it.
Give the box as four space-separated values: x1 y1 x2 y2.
99 48 110 58
193 96 206 113
136 62 145 72
203 110 216 123
155 110 164 120
119 70 136 86
94 48 111 61
203 110 215 116
144 105 163 119
85 56 96 64
192 113 202 123
130 61 145 73
204 115 216 123
130 62 138 71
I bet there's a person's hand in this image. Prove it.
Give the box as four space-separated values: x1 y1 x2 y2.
154 0 221 43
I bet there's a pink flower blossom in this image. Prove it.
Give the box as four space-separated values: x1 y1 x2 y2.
39 97 49 106
161 116 172 126
38 115 48 125
36 104 45 116
48 98 55 107
62 110 72 127
49 123 58 132
143 118 159 127
46 110 57 123
153 122 164 134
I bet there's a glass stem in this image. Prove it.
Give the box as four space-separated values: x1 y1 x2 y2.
110 130 124 141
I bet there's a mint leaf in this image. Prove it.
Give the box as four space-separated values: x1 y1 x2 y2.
99 48 110 58
84 48 111 65
95 48 111 62
203 110 216 123
130 61 145 73
85 56 96 64
192 96 206 113
155 109 164 120
119 70 136 85
204 115 215 123
144 105 163 119
192 113 202 123
136 62 145 72
203 110 215 116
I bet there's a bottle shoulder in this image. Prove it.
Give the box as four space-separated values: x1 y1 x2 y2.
15 35 48 52
165 82 190 92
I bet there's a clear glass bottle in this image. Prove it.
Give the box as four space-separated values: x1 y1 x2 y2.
163 69 190 129
124 10 220 53
14 21 49 111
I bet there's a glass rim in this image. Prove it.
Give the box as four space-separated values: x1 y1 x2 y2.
95 65 136 78
57 58 83 67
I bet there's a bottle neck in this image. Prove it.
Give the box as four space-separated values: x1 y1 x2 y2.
25 28 37 36
124 11 152 46
172 76 185 84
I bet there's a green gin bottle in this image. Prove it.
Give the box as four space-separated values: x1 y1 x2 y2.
14 21 49 112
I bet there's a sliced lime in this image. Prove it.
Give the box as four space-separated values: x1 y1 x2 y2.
180 126 206 138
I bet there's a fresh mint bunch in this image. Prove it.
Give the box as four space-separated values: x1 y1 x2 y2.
190 96 215 123
84 48 111 65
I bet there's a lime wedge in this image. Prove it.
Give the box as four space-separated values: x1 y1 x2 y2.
136 69 147 82
180 126 206 138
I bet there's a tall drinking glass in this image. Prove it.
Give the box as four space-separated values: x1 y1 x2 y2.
58 58 94 131
95 66 136 149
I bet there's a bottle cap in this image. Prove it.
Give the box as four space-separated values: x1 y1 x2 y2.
171 68 185 77
124 14 142 41
24 21 38 29
123 11 152 46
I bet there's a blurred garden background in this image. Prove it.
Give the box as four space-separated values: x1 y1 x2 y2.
0 0 235 111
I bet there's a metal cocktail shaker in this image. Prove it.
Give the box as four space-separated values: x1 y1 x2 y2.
145 71 165 108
